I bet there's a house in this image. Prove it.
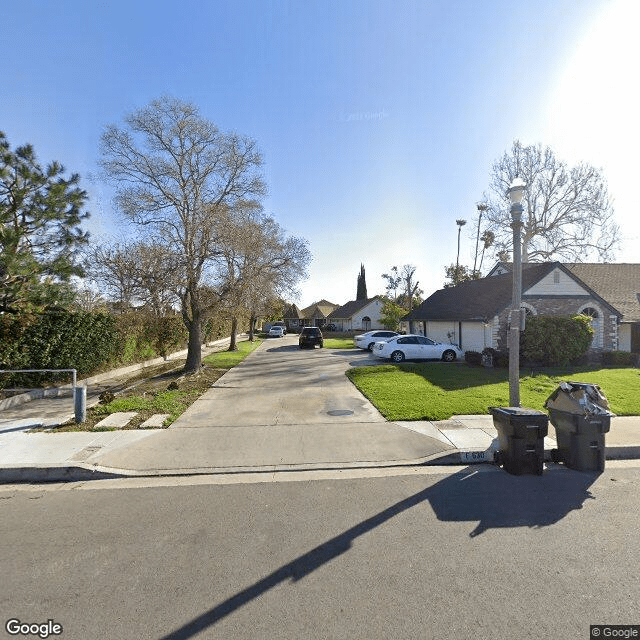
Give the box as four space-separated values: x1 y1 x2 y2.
299 300 339 328
327 297 386 332
403 262 640 354
282 303 304 331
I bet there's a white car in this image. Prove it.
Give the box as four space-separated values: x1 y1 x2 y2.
354 330 400 351
372 334 464 363
268 326 285 338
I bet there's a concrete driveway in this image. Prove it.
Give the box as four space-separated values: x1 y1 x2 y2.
172 336 384 428
89 336 453 473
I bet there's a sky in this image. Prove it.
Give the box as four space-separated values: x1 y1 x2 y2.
3 0 638 308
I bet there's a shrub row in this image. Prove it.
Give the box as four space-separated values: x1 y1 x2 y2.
0 311 189 389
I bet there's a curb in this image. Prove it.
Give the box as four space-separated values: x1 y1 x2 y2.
3 445 640 484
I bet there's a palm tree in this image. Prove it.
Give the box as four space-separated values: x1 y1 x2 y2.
478 230 495 272
455 219 467 270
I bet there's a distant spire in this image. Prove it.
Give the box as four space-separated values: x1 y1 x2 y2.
356 263 368 300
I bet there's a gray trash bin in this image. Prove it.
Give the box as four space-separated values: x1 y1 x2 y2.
544 382 614 472
489 407 549 476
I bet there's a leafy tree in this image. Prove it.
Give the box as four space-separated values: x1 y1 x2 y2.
481 140 618 262
1 131 89 314
356 263 367 300
99 96 267 373
443 264 481 288
379 299 407 331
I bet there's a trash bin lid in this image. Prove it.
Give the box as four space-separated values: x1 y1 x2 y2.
489 407 547 417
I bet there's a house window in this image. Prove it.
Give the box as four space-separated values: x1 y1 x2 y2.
578 306 602 348
362 316 371 331
553 271 560 284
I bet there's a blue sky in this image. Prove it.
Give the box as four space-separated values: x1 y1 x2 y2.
3 0 637 307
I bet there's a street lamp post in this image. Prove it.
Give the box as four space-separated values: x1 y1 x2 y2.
508 177 526 407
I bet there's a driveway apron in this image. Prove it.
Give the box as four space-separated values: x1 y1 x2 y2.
90 337 453 472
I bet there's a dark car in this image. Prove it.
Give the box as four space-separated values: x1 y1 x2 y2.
299 326 324 349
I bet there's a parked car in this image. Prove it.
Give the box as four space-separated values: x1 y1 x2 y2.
372 334 463 362
268 326 285 338
299 326 324 349
354 330 400 351
273 321 287 334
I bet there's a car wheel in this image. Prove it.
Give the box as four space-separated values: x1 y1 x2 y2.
367 342 375 351
391 350 405 363
442 349 456 362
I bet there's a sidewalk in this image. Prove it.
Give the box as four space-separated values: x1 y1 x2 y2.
2 337 640 482
2 410 640 483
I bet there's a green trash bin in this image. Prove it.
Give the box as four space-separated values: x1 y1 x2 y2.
545 382 614 472
489 407 549 476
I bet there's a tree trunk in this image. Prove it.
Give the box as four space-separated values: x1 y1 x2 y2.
184 318 202 373
249 314 256 342
228 316 238 351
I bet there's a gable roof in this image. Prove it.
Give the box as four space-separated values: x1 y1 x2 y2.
488 261 640 321
404 261 631 322
566 263 640 322
300 300 339 319
405 264 553 322
328 297 381 319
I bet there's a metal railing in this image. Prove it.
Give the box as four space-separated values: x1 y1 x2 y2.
0 369 86 423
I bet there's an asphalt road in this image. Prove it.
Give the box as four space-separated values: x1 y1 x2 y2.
2 464 639 640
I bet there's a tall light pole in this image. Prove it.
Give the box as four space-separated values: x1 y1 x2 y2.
508 177 526 407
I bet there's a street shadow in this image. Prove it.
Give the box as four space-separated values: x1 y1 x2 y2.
158 466 598 640
264 345 307 353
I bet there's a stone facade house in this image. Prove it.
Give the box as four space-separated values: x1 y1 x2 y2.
327 297 385 332
404 262 640 354
299 300 339 328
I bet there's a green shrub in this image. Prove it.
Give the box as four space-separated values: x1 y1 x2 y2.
465 351 483 366
481 347 509 368
0 310 118 387
521 315 594 366
602 350 635 367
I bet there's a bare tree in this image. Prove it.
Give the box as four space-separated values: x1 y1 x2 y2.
482 140 619 262
84 241 139 310
99 96 267 372
382 266 401 301
216 205 310 349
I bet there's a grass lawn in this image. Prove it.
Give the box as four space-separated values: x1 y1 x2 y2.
202 338 263 367
346 362 640 421
323 337 355 349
